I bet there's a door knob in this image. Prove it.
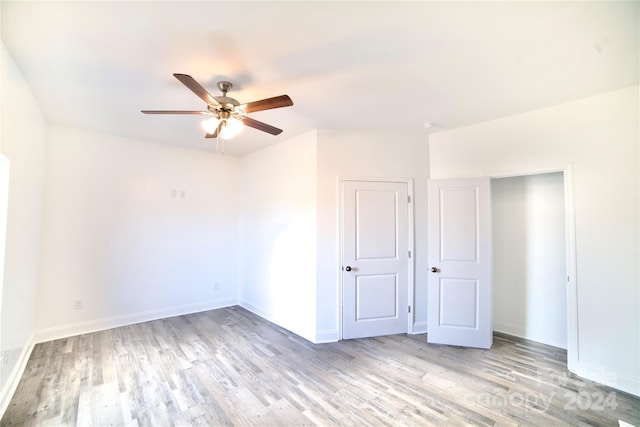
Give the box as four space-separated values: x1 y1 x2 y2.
430 267 438 273
345 266 352 272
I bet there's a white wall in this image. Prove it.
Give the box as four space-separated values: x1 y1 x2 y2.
239 128 430 343
429 86 639 396
492 173 567 349
316 129 430 341
36 126 240 341
0 41 47 414
239 131 318 342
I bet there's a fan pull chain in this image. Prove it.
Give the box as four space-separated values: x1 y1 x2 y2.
215 134 225 155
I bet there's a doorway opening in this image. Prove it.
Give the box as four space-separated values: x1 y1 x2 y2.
491 172 567 349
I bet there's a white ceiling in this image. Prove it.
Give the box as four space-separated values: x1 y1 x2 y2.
2 1 638 156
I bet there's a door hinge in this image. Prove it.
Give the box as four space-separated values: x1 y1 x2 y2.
407 195 411 203
408 306 411 313
408 250 411 258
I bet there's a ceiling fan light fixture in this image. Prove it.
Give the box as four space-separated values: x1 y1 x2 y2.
219 117 243 140
202 117 220 134
227 116 243 134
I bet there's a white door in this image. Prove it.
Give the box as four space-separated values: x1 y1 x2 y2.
427 178 492 348
342 180 410 339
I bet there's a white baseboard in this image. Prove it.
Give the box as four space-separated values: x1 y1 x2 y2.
493 321 567 350
239 300 321 344
571 362 640 398
315 329 339 343
0 334 35 419
411 321 427 335
238 299 269 324
34 297 238 343
493 321 527 340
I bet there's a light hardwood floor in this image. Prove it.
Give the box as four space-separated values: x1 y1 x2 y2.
2 306 639 426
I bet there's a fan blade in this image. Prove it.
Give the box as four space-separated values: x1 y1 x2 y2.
173 73 219 106
241 116 283 135
242 95 293 113
141 110 209 114
205 121 225 139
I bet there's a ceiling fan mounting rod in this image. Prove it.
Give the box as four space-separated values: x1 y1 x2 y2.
217 81 232 96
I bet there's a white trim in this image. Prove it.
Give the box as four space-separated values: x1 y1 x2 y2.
339 176 415 184
35 298 237 343
337 177 344 340
338 177 415 340
0 155 10 420
493 321 567 350
411 321 427 335
0 334 35 419
315 329 339 343
489 167 566 179
407 179 415 334
572 364 640 398
239 300 318 344
563 164 579 372
238 299 268 323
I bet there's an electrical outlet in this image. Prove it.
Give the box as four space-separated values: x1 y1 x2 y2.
73 300 83 310
1 349 9 367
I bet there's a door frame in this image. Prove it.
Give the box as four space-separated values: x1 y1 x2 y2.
338 176 415 340
488 164 578 372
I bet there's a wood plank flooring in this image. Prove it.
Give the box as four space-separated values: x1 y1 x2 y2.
2 306 639 426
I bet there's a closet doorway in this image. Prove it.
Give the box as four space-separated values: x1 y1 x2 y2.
491 172 567 349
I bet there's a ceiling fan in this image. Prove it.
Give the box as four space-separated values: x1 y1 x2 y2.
141 73 293 140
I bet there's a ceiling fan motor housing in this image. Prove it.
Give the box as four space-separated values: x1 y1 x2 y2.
207 104 233 119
